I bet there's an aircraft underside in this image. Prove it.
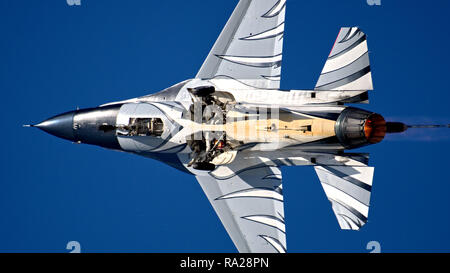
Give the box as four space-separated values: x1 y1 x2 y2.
29 0 410 253
97 80 387 173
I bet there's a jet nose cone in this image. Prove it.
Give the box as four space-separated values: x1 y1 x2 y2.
34 111 76 141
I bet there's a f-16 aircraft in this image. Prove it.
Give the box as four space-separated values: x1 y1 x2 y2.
27 0 406 252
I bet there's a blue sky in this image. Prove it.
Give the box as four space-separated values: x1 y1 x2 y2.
1 0 449 252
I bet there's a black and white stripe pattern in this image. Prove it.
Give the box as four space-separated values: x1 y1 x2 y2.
242 214 285 233
240 22 285 41
259 235 286 253
215 187 283 202
216 54 282 68
315 27 373 91
314 165 374 230
196 0 286 89
262 0 286 18
196 163 286 253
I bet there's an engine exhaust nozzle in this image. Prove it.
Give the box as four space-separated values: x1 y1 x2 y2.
335 107 387 149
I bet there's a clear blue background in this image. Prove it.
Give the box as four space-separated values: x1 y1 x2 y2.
1 0 449 253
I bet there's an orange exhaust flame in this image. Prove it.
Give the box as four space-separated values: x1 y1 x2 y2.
364 114 386 144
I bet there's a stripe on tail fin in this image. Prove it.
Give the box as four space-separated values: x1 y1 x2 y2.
315 27 373 91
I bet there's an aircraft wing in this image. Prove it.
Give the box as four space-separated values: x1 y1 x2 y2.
314 164 374 230
195 155 286 253
196 0 286 90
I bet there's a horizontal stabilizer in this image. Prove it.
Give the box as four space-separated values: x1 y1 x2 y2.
315 27 373 91
314 164 374 230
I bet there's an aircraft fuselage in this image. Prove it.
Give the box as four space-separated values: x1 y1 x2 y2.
32 79 389 173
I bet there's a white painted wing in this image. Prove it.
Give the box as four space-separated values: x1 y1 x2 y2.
314 165 374 230
196 0 286 90
196 155 286 253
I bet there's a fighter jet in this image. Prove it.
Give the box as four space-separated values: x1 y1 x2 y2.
28 0 403 252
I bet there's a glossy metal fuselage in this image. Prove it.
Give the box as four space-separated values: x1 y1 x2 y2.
34 79 387 173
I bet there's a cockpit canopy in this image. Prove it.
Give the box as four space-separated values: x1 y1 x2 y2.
117 117 164 137
116 102 183 152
